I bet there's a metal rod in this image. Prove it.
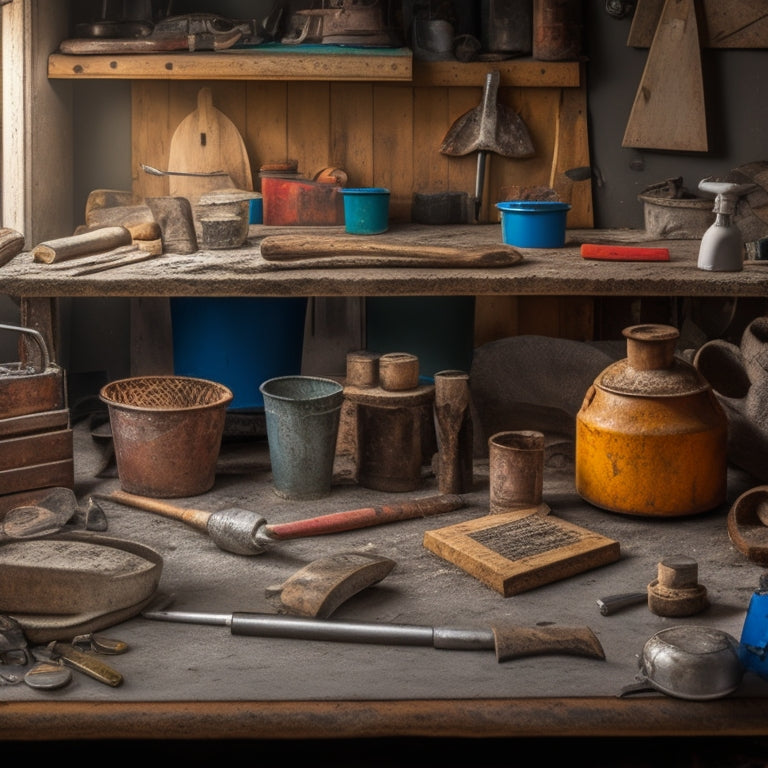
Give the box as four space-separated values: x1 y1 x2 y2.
596 592 647 616
140 163 227 177
143 603 496 651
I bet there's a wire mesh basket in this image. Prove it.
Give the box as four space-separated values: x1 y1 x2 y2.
100 375 232 411
100 376 233 497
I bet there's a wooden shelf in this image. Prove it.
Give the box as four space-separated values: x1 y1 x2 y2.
47 47 581 86
48 46 414 81
411 58 582 88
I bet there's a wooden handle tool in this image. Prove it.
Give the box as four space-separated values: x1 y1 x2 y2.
32 226 133 264
99 491 466 556
260 235 523 268
143 595 605 663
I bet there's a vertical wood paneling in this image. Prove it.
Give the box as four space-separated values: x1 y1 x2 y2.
474 296 519 347
372 84 413 221
330 83 374 186
287 81 331 178
132 81 171 200
132 79 591 221
412 86 451 194
245 81 288 171
550 83 592 228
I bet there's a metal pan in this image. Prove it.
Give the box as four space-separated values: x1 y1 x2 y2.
620 625 744 701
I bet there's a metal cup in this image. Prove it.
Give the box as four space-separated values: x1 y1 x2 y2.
488 430 545 513
259 375 344 500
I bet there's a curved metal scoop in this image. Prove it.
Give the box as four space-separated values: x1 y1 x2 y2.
0 487 79 541
0 505 70 540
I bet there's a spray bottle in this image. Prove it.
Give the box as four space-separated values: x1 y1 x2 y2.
697 178 755 272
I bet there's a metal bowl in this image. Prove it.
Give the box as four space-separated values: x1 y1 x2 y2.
638 625 744 700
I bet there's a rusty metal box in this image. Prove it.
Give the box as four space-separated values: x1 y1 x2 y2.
0 324 73 497
260 174 344 226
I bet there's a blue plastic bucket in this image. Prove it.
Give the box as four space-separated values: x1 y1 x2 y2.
170 297 308 410
496 200 571 248
341 188 390 234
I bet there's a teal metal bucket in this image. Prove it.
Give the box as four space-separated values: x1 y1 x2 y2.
365 296 475 380
496 200 571 248
341 188 390 234
259 375 344 500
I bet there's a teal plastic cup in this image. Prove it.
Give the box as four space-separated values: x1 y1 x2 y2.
341 188 390 234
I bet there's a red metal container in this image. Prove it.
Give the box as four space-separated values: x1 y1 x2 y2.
260 175 344 226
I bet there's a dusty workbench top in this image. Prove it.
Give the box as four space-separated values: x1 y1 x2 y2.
2 418 768 741
4 225 768 298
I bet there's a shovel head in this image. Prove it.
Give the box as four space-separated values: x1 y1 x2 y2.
440 70 535 159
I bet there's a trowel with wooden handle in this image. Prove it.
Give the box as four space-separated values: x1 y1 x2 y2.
440 69 535 222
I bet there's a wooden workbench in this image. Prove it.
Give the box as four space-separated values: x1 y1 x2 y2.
3 225 768 747
3 225 768 366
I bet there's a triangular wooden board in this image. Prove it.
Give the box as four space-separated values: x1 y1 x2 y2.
627 0 665 48
168 86 253 203
622 0 708 151
628 0 768 49
423 507 620 597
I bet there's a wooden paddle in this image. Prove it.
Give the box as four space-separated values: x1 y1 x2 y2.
622 0 707 151
167 86 253 203
259 234 524 268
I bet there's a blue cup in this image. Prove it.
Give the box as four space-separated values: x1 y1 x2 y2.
341 188 390 235
496 200 571 248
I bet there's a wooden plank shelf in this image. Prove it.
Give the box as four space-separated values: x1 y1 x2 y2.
48 46 414 81
47 48 581 87
411 59 582 88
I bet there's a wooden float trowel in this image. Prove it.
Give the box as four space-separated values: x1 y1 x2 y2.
167 86 253 203
440 69 535 222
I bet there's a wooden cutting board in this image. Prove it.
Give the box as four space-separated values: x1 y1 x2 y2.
622 0 708 152
167 86 253 203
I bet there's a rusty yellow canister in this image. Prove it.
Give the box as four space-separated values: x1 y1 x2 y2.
575 324 727 517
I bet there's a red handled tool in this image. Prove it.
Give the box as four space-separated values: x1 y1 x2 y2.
580 243 670 261
99 491 466 556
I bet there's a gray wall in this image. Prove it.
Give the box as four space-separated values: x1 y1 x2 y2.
584 4 768 228
3 3 767 376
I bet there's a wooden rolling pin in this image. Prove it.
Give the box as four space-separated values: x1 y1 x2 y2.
33 226 133 264
259 235 523 268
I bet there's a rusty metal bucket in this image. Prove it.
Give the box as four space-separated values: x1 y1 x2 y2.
99 375 233 498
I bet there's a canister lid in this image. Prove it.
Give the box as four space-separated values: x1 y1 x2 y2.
596 324 712 397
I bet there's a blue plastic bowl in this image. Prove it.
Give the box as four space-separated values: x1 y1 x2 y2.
341 188 390 235
496 200 571 248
